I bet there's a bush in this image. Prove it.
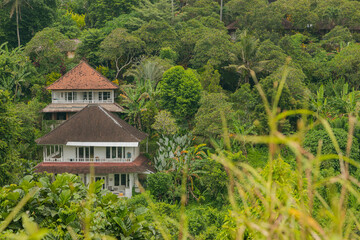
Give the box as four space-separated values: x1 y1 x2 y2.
146 172 174 201
159 47 178 63
304 127 360 171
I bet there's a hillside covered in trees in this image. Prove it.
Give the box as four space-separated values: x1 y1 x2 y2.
2 0 360 239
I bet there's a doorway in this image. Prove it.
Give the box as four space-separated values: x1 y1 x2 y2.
95 176 107 189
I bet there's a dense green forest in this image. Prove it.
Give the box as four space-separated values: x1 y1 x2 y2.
2 0 360 238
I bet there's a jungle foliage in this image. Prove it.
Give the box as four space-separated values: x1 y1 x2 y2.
3 0 360 239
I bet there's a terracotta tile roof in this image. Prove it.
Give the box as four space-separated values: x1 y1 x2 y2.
36 105 147 145
41 103 123 113
47 61 119 90
35 154 155 174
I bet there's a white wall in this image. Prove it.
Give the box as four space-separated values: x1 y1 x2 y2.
52 90 114 103
63 146 76 159
135 147 140 159
94 147 106 159
61 146 139 161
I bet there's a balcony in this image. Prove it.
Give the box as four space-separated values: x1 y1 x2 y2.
52 99 113 104
44 158 132 162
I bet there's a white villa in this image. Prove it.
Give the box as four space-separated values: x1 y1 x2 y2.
41 61 123 121
36 62 153 198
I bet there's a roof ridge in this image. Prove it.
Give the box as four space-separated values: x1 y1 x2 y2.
46 62 82 90
80 61 119 89
98 105 143 142
99 105 123 128
46 61 119 90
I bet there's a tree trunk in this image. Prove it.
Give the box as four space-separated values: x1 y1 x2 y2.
16 6 20 47
171 0 174 22
220 0 223 22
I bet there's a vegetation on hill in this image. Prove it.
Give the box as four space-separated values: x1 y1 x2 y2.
2 0 360 238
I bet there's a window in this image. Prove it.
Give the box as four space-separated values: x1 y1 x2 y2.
114 174 128 187
99 92 110 101
57 112 66 120
95 176 106 189
103 92 110 100
77 147 94 160
121 174 126 187
114 174 120 186
85 147 89 158
65 92 73 101
90 147 94 158
127 152 132 159
112 147 116 158
106 147 110 158
79 147 84 158
83 92 93 101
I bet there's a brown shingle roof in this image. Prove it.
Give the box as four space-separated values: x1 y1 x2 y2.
35 154 154 174
41 103 123 113
36 105 147 145
47 61 119 90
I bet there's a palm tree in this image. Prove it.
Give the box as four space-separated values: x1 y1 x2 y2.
120 85 150 130
12 65 30 100
1 0 29 47
124 59 165 91
228 30 267 87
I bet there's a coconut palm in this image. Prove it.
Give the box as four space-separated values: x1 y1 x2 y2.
228 30 267 87
1 0 29 47
124 58 165 91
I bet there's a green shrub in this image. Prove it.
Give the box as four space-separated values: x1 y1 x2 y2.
304 127 360 171
146 172 174 201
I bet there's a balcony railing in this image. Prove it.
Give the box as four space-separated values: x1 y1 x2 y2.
44 158 132 162
52 99 113 104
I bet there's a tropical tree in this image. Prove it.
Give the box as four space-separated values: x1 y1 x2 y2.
228 30 266 86
76 28 106 66
135 20 178 55
124 58 165 91
85 0 139 28
157 66 202 122
198 61 222 93
0 43 35 101
193 92 233 138
100 28 145 79
0 90 23 185
1 0 28 47
171 144 207 202
119 85 149 130
191 28 234 68
152 110 179 135
24 27 73 74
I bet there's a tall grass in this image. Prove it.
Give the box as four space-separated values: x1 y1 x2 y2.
2 60 360 239
149 60 360 239
205 62 360 239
